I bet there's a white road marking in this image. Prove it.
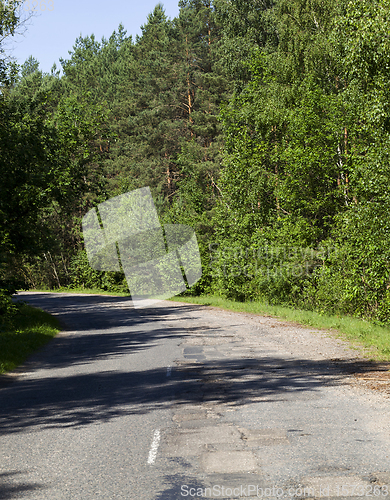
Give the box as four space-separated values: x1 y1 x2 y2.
166 365 172 377
147 429 161 464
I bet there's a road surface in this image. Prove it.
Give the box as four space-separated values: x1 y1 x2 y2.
1 292 390 499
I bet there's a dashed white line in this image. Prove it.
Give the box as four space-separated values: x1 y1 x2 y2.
147 429 161 464
166 365 172 377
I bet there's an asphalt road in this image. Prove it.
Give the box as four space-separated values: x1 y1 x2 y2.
1 292 390 500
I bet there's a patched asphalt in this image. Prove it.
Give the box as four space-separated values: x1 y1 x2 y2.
0 292 390 499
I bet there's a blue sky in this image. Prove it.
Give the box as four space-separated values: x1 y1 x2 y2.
9 0 181 74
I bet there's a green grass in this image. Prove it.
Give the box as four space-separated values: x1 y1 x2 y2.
0 305 60 374
170 295 390 362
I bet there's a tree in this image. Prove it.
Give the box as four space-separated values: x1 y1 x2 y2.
20 55 39 78
210 0 349 302
0 1 33 88
314 0 390 321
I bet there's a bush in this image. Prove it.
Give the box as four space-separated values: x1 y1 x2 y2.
68 250 129 293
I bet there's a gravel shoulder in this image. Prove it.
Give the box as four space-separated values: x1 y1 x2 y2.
171 299 390 394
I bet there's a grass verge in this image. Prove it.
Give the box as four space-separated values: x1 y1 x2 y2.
170 295 390 362
0 304 60 374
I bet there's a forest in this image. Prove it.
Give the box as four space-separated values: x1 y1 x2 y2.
2 0 390 324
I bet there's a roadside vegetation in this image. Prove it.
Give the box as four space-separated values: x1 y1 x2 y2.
0 301 60 374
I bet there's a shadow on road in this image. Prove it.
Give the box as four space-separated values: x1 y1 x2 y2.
1 293 389 499
7 293 201 371
0 292 388 437
0 354 386 434
0 471 45 499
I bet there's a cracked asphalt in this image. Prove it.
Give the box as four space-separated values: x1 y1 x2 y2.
0 292 390 499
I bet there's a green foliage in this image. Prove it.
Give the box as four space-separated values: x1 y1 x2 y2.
208 0 390 324
0 291 18 325
0 0 25 87
68 250 129 293
20 55 40 78
0 304 60 374
3 0 390 329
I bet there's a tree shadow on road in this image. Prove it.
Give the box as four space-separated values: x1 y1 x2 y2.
1 293 389 436
0 352 387 435
2 293 390 499
7 293 205 372
0 471 45 500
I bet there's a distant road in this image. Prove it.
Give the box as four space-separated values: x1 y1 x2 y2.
1 292 389 499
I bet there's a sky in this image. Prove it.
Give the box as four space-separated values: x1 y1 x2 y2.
8 0 181 74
